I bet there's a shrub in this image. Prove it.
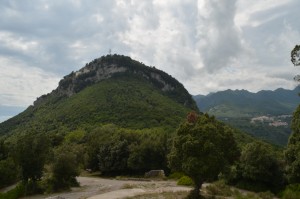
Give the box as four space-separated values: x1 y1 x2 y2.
177 176 194 186
0 158 18 188
0 183 25 199
281 184 300 199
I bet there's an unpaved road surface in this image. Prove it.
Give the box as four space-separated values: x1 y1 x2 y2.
22 177 191 199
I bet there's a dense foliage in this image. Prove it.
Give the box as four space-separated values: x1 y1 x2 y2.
220 117 291 146
285 105 300 183
238 141 284 192
0 76 193 138
50 144 80 191
193 87 300 146
86 124 170 175
13 133 50 184
0 54 298 199
169 113 239 198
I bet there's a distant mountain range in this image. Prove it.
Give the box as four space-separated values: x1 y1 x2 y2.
193 87 300 146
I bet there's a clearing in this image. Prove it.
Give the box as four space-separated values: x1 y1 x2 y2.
23 176 191 199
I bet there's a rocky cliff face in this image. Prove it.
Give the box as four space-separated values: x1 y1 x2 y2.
57 62 128 97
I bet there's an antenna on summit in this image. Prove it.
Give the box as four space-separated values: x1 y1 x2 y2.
108 49 112 55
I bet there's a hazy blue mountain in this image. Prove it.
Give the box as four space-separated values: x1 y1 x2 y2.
193 87 300 146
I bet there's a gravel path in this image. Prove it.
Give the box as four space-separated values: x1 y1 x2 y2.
22 177 191 199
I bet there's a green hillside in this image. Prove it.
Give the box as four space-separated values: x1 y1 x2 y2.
193 88 300 146
0 55 284 198
0 55 197 136
194 88 300 117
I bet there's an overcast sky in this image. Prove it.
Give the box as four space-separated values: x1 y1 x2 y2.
0 0 299 121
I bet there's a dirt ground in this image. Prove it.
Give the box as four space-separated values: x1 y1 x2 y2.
22 177 192 199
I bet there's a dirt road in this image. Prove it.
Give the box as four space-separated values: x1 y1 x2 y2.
23 177 191 199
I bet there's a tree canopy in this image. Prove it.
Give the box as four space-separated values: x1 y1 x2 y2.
169 113 239 198
239 141 283 191
285 105 300 183
285 48 300 183
13 133 50 183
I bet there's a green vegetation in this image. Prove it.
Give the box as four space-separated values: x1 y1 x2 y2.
49 144 80 191
0 54 198 137
280 184 300 199
13 133 49 183
0 54 299 199
0 157 18 188
0 76 193 139
236 141 283 192
169 113 239 198
193 87 300 146
86 125 170 175
285 105 300 184
177 176 194 186
0 184 25 199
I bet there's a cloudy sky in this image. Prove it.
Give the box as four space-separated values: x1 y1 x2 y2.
0 0 299 121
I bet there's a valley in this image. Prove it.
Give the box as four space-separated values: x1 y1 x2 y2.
193 87 300 146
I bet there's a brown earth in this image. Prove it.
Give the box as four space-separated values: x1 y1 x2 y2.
22 177 192 199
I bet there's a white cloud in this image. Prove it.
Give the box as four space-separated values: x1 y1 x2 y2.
0 56 60 106
235 0 292 27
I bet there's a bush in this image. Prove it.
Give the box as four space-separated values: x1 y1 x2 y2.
51 149 80 191
0 183 25 199
0 158 18 188
281 184 300 199
177 176 194 186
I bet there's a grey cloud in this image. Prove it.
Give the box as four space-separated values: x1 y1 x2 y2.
241 1 300 68
199 0 242 73
268 71 295 81
0 0 131 75
0 0 299 112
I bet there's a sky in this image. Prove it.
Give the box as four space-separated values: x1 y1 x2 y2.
0 0 300 121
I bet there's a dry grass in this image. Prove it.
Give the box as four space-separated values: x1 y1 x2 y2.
125 191 190 199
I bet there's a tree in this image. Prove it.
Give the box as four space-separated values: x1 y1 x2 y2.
285 106 300 183
97 137 129 174
51 144 80 190
291 45 300 66
0 157 18 188
239 141 283 191
14 133 50 184
86 124 118 171
128 132 169 172
169 113 239 198
291 45 300 82
285 46 300 183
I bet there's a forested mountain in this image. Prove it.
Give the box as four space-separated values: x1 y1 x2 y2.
193 87 300 145
0 54 198 136
0 54 288 198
